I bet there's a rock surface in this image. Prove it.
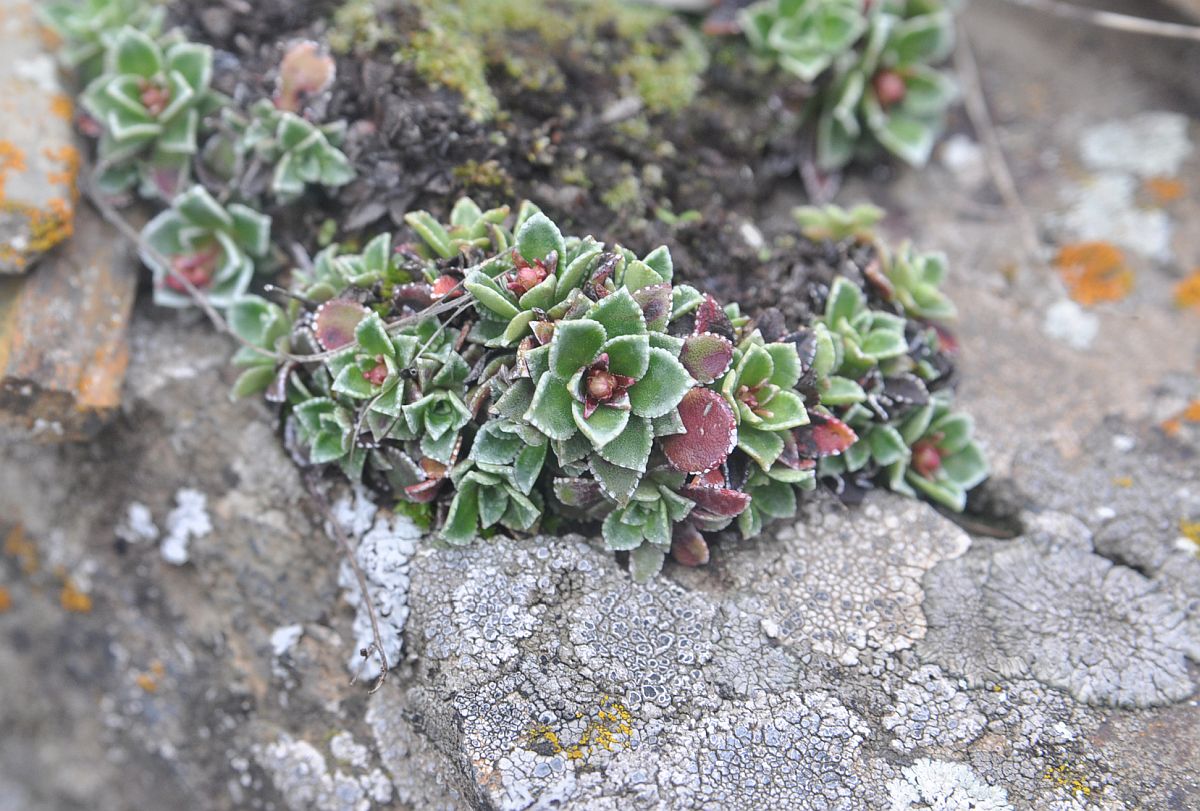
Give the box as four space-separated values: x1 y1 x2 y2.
3 1 1200 810
0 0 79 274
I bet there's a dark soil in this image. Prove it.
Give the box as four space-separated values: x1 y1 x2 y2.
163 0 866 332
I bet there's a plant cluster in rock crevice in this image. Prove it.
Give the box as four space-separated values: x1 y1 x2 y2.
47 0 986 582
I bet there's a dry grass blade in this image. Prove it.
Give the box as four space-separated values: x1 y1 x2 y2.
999 0 1200 42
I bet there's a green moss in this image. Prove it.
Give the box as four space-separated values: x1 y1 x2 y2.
329 0 398 56
452 159 514 195
399 0 708 121
600 173 642 213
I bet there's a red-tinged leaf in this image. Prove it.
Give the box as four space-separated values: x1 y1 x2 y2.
863 257 895 301
680 482 751 517
694 294 733 341
693 468 726 488
671 522 710 567
632 283 672 331
431 276 462 299
553 477 605 508
680 332 734 384
314 299 370 351
531 320 555 345
933 323 959 353
394 282 435 310
266 361 295 403
663 388 738 474
793 412 858 459
275 40 336 112
404 478 443 503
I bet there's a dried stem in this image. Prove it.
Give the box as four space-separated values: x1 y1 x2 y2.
998 0 1200 42
952 22 1046 272
304 472 390 693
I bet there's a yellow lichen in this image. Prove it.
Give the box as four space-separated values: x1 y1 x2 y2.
1174 270 1200 313
525 695 633 762
0 586 11 613
60 578 93 613
1053 242 1134 306
1112 476 1133 488
1043 763 1093 798
1180 519 1200 546
50 94 74 121
135 661 166 692
3 525 38 575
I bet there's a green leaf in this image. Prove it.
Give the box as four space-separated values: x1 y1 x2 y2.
405 211 454 259
176 185 232 231
825 277 863 326
757 389 809 431
642 246 673 282
442 482 480 544
166 42 212 91
603 334 650 379
113 27 161 77
752 478 797 519
931 412 973 455
598 415 652 472
465 272 519 319
907 473 966 512
229 205 271 256
738 425 785 470
628 348 693 419
942 442 988 491
820 376 866 406
526 374 577 440
450 197 483 227
332 365 375 399
470 423 523 465
515 212 566 265
629 543 665 583
868 424 909 466
549 319 606 378
355 312 392 357
860 329 908 360
231 365 274 399
589 288 646 338
622 259 664 292
602 510 643 551
887 12 954 66
572 402 630 448
765 342 802 389
512 442 548 495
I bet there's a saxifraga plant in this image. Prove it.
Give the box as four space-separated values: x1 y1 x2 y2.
741 0 958 170
231 200 987 581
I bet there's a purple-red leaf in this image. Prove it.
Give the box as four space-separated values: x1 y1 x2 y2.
680 332 733 384
793 411 858 459
680 481 751 518
671 522 710 567
632 283 672 331
694 294 733 341
663 388 737 474
314 299 370 351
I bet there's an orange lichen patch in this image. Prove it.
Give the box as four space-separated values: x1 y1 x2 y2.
0 586 11 613
1054 242 1134 306
3 526 38 575
1174 270 1200 313
50 94 74 121
1112 476 1133 489
60 579 93 613
0 140 28 199
1180 519 1200 545
1161 399 1200 437
1144 176 1186 205
44 145 82 198
135 673 159 692
525 695 633 762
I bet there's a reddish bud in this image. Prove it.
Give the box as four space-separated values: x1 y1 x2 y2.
873 70 907 108
911 438 944 479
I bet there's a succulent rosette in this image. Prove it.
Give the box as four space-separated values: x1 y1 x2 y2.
81 27 219 198
140 185 270 308
40 0 164 81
